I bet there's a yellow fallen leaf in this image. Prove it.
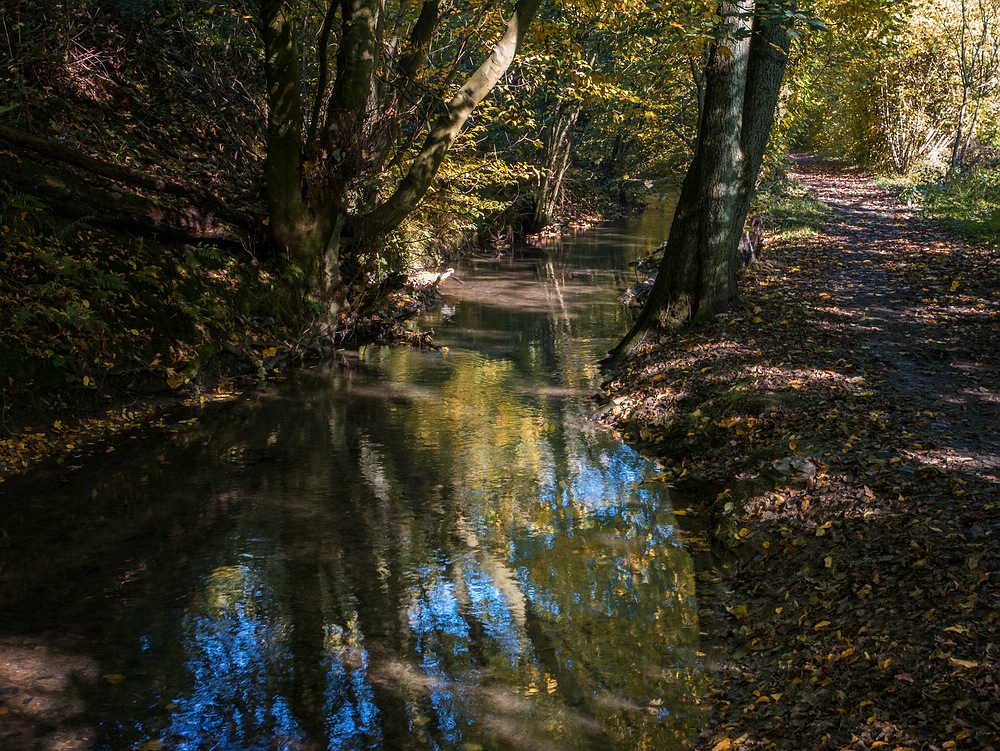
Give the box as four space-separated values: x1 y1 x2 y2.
103 673 126 684
944 625 969 634
814 620 831 631
711 739 733 751
262 347 278 358
733 604 747 620
949 657 979 669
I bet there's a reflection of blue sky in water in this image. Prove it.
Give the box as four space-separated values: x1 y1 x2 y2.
324 623 382 750
464 563 524 663
167 571 306 750
168 569 384 751
69 203 701 750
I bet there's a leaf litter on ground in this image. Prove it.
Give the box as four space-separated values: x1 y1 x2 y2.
599 157 999 751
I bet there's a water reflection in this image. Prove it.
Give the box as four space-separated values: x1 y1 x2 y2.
0 199 706 751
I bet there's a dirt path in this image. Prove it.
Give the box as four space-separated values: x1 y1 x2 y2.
599 158 999 750
788 157 999 482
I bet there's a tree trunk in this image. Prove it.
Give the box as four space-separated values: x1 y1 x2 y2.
606 1 793 362
530 98 582 233
260 0 315 262
258 0 540 311
0 152 249 245
0 124 248 228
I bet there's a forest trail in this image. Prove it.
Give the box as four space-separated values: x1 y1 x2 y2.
787 155 999 481
600 157 999 750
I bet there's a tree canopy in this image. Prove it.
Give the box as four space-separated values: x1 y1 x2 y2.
0 0 998 400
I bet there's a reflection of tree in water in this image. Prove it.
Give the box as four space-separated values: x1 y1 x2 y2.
1 214 697 749
168 567 306 750
139 345 703 749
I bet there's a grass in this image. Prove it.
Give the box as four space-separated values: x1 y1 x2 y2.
753 171 830 239
890 163 1000 243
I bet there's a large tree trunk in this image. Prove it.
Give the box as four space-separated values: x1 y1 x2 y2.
258 0 540 312
261 0 324 263
606 0 793 362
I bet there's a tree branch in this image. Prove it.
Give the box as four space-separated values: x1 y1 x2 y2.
0 123 249 229
361 0 541 235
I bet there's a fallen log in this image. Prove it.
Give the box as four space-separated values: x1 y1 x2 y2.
0 122 259 238
0 151 250 245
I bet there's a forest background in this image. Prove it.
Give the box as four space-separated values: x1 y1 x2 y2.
1 0 999 469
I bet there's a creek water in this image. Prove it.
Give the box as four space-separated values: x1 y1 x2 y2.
0 198 709 751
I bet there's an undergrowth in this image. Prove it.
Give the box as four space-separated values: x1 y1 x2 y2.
754 166 830 239
0 183 293 423
893 164 1000 243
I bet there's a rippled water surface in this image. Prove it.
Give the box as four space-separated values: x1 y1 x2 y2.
0 199 709 751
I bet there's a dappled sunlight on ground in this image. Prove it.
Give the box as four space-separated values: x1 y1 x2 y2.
0 636 98 751
598 156 998 750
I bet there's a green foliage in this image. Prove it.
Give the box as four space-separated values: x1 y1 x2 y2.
786 0 1000 175
753 169 830 238
0 184 294 409
896 163 1000 241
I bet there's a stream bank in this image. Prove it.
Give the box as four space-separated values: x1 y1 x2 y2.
1 197 708 751
599 157 999 750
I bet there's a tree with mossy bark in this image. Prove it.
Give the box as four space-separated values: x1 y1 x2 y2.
258 0 541 322
607 0 804 362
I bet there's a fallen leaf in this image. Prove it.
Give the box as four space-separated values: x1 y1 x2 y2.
948 657 979 669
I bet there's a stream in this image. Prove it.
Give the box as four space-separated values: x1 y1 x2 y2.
0 198 710 751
